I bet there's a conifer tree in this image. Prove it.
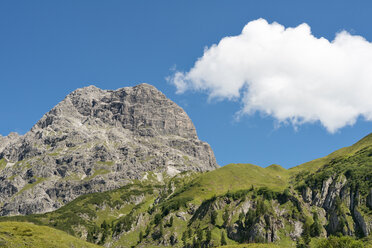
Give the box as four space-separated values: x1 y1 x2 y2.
211 210 218 225
188 228 192 238
182 231 187 247
169 216 174 227
139 230 143 243
221 230 227 246
159 223 164 237
222 209 229 227
145 225 151 237
206 229 212 244
197 228 203 242
310 212 322 237
302 221 311 246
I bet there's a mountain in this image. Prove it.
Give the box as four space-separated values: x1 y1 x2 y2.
0 83 370 248
1 133 371 247
0 84 218 216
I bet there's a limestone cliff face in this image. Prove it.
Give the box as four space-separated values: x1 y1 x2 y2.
0 133 20 155
0 83 218 216
301 175 371 237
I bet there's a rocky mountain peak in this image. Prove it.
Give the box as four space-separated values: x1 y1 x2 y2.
34 83 197 140
0 83 218 216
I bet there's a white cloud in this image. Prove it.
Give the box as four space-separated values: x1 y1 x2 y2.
169 18 372 133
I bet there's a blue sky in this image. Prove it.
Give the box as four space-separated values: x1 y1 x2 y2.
1 1 372 168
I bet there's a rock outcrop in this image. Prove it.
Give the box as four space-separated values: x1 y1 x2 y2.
0 132 20 154
0 83 218 216
300 175 371 237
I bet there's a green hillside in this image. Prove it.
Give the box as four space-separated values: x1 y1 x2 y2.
291 133 372 202
169 163 290 204
177 131 372 204
289 133 372 174
0 222 100 248
0 134 371 247
0 181 162 244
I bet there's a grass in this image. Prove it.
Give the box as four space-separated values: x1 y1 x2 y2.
84 169 110 181
14 160 32 169
15 177 46 197
218 244 280 248
294 144 372 199
48 152 60 156
96 161 115 166
170 163 290 204
289 132 372 175
0 159 7 172
0 222 100 248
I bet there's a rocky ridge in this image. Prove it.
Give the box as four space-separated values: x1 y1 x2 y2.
0 83 218 216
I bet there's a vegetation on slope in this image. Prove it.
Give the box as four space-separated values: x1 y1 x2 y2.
0 134 371 248
1 181 160 244
294 144 372 198
168 163 290 204
289 133 372 174
0 221 100 248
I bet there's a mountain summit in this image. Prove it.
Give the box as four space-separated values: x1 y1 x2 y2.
0 83 218 216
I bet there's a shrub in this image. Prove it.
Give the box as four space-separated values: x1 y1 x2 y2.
315 236 364 248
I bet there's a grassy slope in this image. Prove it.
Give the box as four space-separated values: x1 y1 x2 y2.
0 222 100 248
289 133 372 200
171 163 290 204
173 133 372 205
289 133 372 175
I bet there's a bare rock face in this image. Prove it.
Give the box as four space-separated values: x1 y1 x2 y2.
300 174 371 237
353 208 369 237
0 132 20 154
0 83 218 216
